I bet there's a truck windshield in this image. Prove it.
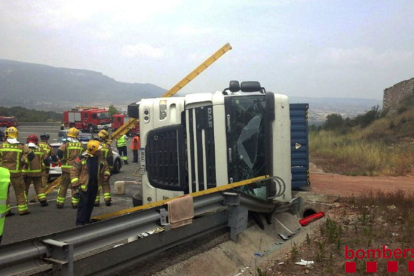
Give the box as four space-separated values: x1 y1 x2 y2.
225 96 266 180
97 112 110 119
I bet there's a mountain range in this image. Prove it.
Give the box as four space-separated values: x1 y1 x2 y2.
0 59 382 122
0 59 166 111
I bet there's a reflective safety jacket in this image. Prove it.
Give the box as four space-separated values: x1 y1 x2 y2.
100 142 114 170
0 166 10 238
57 140 84 173
70 151 110 192
23 146 50 177
38 141 58 169
0 142 34 177
130 136 140 150
116 135 127 147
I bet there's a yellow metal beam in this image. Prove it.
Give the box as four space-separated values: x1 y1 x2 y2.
109 43 232 142
162 43 232 98
92 175 269 221
109 118 138 143
31 176 61 202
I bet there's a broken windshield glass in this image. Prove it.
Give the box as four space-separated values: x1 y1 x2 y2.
225 95 266 183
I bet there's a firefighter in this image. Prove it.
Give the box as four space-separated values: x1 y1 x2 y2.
56 127 84 209
116 134 128 165
130 133 140 164
71 140 110 226
0 127 34 216
38 133 58 188
0 166 10 245
23 135 50 207
94 130 113 207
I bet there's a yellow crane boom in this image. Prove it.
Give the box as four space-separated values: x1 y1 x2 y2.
109 43 232 142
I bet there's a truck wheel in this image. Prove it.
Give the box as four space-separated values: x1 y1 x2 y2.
88 125 94 133
132 192 143 207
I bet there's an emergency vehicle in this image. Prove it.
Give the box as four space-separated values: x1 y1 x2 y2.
0 116 19 128
111 114 139 136
63 107 111 133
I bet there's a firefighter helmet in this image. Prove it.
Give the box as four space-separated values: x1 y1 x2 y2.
27 134 39 145
5 127 18 139
86 140 101 155
67 127 80 138
40 133 50 141
98 130 109 141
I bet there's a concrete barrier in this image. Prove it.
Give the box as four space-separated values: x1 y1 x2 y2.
114 180 141 195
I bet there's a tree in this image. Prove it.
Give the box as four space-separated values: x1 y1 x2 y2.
323 114 344 131
108 105 119 116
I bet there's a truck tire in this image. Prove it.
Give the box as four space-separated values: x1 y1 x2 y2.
88 125 94 133
132 192 143 207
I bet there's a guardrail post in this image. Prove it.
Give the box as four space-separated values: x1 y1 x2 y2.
223 192 248 242
42 239 74 276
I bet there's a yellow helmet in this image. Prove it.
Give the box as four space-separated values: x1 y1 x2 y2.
86 140 101 155
5 127 18 139
67 127 80 138
98 130 109 141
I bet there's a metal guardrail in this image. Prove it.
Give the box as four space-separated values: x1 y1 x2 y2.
18 122 61 127
1 190 280 276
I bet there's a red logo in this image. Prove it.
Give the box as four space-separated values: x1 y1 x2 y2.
345 246 414 273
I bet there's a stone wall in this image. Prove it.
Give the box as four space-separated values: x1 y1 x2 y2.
383 78 414 110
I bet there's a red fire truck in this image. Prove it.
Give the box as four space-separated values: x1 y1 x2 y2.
63 107 111 133
111 114 139 136
0 116 19 128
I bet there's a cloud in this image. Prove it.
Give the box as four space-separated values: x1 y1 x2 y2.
284 54 309 65
175 25 213 36
0 0 183 30
121 43 164 58
316 47 414 66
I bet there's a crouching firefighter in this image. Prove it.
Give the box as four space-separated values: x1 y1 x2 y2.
23 135 50 207
94 130 113 207
71 140 110 226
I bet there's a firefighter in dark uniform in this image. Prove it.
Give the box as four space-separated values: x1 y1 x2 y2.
56 127 84 209
0 127 34 216
71 140 110 226
95 130 113 207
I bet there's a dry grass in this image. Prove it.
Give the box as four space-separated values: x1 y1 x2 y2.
309 130 414 176
265 190 414 275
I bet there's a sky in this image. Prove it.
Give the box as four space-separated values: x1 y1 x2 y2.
1 0 414 100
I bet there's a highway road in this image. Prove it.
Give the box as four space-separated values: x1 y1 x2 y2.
2 125 141 245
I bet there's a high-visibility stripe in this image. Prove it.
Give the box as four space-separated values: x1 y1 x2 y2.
71 178 79 183
92 175 270 221
0 148 22 172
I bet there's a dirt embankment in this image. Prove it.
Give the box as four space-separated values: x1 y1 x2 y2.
310 163 414 197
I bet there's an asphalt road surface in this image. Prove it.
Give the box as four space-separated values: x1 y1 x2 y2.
2 125 141 245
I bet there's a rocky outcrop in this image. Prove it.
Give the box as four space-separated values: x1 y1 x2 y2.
383 78 414 110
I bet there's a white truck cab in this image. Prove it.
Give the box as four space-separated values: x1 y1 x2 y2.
128 81 292 205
